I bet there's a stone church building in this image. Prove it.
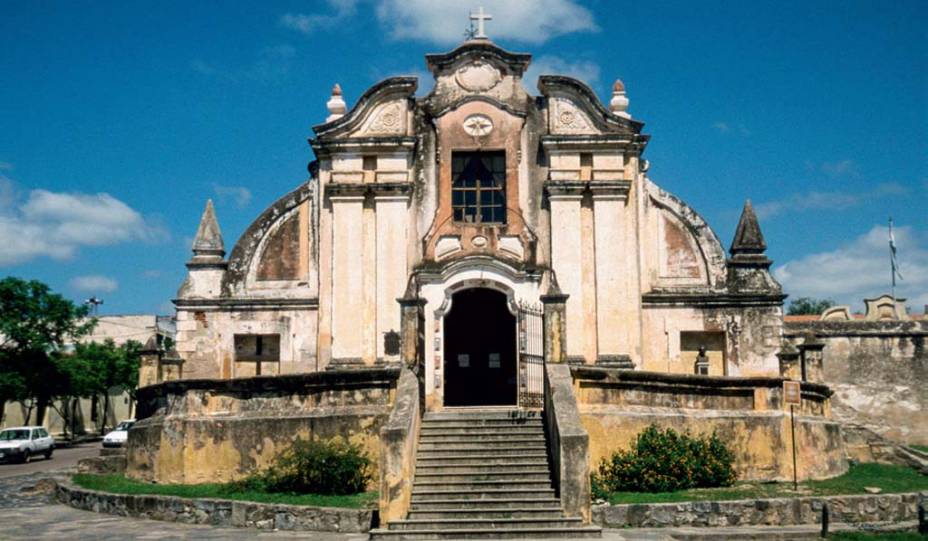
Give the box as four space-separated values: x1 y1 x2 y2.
175 38 783 408
132 32 850 537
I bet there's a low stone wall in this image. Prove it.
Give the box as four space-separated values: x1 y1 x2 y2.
785 320 928 446
593 491 928 529
574 367 848 481
127 368 400 484
56 481 374 532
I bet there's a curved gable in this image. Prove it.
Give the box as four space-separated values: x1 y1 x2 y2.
312 77 417 139
645 178 727 290
538 75 644 135
222 181 316 297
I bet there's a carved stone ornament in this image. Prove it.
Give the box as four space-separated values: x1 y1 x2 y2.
454 61 502 92
553 98 595 134
462 114 493 137
365 102 404 135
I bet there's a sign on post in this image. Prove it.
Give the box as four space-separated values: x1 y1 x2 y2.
783 380 801 406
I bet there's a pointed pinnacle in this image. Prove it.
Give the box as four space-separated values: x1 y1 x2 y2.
192 199 224 257
730 199 767 255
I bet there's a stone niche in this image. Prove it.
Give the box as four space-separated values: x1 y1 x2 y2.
126 369 400 485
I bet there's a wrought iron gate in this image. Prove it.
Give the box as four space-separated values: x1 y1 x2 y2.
517 301 544 408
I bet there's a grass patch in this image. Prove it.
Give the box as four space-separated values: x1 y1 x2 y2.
829 533 926 541
909 444 928 454
72 474 377 508
604 463 928 505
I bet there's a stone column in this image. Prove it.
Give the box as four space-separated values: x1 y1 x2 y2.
541 285 569 365
547 185 585 362
590 182 636 368
138 339 162 388
375 190 411 364
330 194 365 366
398 292 426 412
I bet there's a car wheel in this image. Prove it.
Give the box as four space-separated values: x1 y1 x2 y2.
21 451 30 464
45 448 53 460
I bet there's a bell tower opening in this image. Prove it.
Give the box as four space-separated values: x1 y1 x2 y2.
443 287 517 407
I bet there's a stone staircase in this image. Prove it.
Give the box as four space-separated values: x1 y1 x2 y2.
370 410 601 540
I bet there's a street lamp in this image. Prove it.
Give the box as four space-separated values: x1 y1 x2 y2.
84 296 104 316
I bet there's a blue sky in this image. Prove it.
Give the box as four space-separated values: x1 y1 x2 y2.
1 0 926 315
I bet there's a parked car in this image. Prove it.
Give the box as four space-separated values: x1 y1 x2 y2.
0 426 55 463
102 419 135 448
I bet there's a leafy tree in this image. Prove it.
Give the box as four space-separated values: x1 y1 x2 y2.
0 277 94 425
787 297 835 316
68 339 142 432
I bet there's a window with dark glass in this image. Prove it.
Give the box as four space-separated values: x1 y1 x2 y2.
451 151 506 224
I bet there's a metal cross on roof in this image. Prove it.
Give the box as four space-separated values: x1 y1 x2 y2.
469 7 492 39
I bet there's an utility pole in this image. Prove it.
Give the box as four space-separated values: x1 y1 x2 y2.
84 296 104 316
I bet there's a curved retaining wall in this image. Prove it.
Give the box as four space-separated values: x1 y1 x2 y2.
56 481 374 533
573 366 848 481
128 368 400 485
592 491 928 528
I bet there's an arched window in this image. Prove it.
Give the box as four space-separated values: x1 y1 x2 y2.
451 151 506 224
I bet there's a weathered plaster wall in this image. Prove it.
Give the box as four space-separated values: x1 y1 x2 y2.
573 367 847 481
786 320 928 446
127 369 398 485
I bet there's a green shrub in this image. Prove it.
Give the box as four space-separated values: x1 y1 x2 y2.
242 437 372 496
593 424 737 493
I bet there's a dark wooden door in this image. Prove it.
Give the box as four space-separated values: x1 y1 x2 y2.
443 288 517 406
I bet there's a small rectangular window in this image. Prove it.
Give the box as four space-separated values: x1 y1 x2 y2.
580 153 593 167
362 155 377 171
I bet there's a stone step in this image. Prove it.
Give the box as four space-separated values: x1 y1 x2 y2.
423 410 538 421
414 470 551 481
419 433 545 444
369 526 602 540
387 517 584 531
406 508 566 520
409 497 563 510
418 442 547 453
412 488 556 500
420 422 543 432
416 453 549 465
414 479 553 491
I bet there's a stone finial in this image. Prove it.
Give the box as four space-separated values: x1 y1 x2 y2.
610 79 630 119
326 83 347 122
729 200 771 267
190 199 225 264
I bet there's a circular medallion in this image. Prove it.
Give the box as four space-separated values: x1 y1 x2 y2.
559 110 576 126
471 235 488 248
462 114 493 137
454 61 502 92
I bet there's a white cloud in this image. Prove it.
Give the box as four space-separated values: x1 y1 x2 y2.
0 185 166 266
773 225 928 311
523 55 600 92
70 275 119 294
754 182 908 220
375 0 597 45
711 121 750 136
820 159 859 178
213 183 252 208
280 0 359 34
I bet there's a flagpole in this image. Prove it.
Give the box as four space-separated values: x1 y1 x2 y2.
890 217 895 300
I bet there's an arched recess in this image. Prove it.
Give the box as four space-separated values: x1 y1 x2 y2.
222 182 317 298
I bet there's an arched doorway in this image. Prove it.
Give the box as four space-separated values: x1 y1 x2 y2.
443 288 517 407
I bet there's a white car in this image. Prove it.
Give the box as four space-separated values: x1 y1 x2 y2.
102 419 135 448
0 426 55 463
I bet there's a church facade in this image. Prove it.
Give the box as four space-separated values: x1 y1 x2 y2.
174 38 785 411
